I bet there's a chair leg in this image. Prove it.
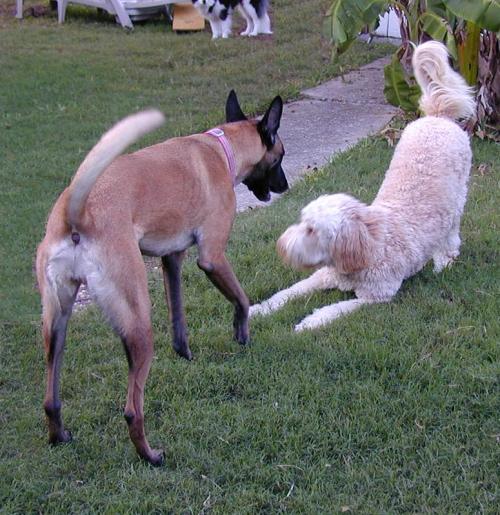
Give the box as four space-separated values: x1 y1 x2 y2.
57 0 68 23
16 0 23 19
108 0 133 29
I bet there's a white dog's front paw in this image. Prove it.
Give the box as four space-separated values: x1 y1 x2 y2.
294 312 328 332
433 250 459 273
249 303 269 317
294 320 314 332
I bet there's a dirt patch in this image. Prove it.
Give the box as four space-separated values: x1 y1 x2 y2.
1 2 51 19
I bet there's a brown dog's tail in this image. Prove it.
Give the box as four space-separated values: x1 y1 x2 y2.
412 41 476 121
67 110 165 228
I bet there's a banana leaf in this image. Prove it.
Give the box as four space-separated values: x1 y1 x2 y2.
383 55 421 112
323 0 389 54
420 11 458 59
444 0 500 32
457 21 481 85
426 0 450 19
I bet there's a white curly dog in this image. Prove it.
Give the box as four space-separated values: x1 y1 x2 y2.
250 41 476 331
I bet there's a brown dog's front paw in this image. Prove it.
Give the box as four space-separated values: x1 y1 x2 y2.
48 429 73 445
146 448 166 467
174 343 193 361
234 322 249 345
237 334 250 346
233 304 249 345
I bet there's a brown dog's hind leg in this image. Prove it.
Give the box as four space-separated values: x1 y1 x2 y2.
35 243 79 446
161 251 192 361
91 242 164 466
197 251 250 345
41 283 78 445
120 326 164 467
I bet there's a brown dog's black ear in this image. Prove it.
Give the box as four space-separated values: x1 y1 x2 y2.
226 90 247 123
258 96 283 149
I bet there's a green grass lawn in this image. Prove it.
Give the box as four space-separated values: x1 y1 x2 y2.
1 1 499 512
0 0 392 322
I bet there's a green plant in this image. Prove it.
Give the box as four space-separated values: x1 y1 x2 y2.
324 0 500 133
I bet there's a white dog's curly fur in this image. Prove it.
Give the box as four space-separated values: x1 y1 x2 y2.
250 41 476 331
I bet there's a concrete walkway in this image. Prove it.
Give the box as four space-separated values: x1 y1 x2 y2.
235 55 398 212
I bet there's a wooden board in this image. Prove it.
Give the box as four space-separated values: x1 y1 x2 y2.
172 3 205 31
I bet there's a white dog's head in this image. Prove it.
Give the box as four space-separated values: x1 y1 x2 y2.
277 194 382 274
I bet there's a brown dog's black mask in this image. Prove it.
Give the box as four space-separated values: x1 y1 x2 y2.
226 90 288 202
241 156 287 202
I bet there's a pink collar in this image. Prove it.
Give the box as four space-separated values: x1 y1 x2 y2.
205 128 237 185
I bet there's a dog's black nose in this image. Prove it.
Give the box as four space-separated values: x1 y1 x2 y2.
270 166 288 194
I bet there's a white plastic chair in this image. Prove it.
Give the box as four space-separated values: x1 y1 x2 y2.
16 0 190 29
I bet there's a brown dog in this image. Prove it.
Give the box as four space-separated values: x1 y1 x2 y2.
36 91 288 465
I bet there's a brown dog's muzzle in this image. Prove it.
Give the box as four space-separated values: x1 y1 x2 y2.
269 162 288 194
243 161 288 202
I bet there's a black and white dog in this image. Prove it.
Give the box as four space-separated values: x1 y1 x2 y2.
192 0 272 39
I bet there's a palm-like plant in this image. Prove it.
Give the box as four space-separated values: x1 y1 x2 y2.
324 0 500 135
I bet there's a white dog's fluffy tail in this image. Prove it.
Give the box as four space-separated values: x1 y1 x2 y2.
412 40 476 120
67 110 165 228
